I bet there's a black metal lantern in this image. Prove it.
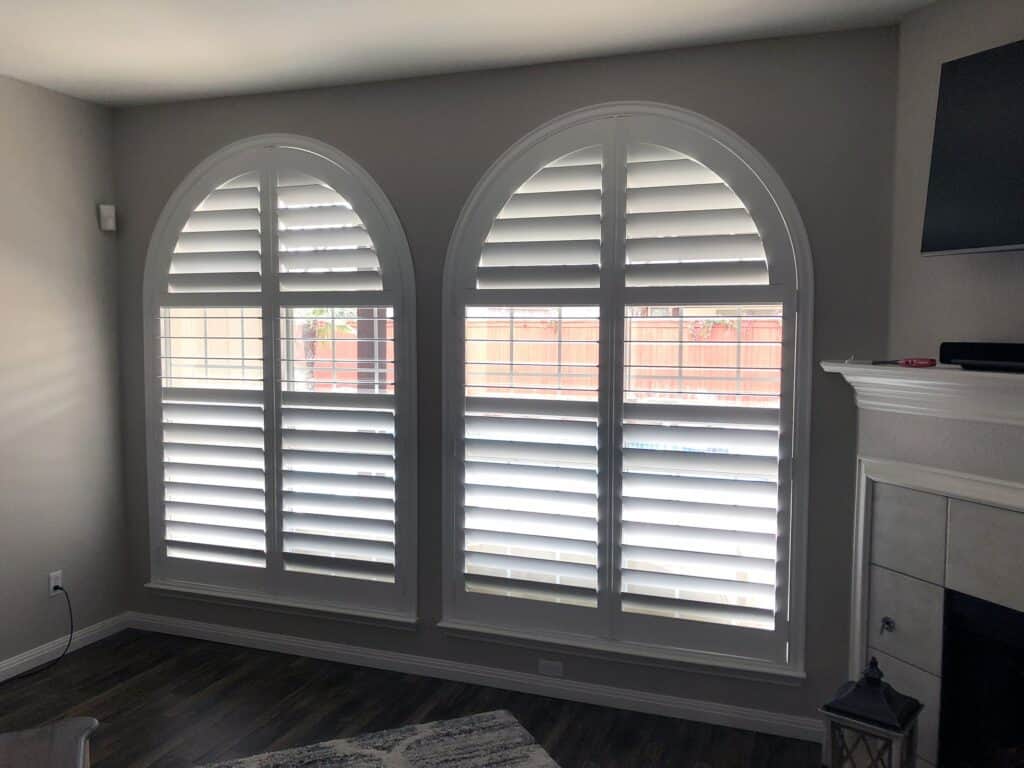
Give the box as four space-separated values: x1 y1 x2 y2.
820 657 923 767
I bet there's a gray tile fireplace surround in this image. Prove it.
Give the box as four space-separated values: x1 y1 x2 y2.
824 362 1024 767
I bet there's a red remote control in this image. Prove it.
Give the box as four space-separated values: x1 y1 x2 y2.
871 358 937 367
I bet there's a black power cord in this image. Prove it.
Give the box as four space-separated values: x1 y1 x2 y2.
4 585 75 683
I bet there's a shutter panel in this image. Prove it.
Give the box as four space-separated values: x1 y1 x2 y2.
275 163 396 583
159 307 266 567
170 172 262 293
619 304 783 630
462 307 600 607
279 307 397 583
478 147 603 290
624 145 768 287
276 171 383 292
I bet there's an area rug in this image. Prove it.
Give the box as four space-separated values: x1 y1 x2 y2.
204 710 558 767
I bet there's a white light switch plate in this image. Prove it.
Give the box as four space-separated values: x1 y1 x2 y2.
97 204 117 232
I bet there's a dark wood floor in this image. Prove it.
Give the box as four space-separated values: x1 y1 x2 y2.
0 630 818 767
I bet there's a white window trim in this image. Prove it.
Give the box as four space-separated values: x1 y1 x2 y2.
440 102 813 677
142 134 418 624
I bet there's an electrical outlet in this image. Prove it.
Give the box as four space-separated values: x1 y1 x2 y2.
48 570 63 597
538 658 563 677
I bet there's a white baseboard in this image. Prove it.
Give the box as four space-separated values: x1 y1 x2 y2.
1 610 822 742
123 611 823 743
0 613 129 683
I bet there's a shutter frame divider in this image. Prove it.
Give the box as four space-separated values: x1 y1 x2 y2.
600 119 628 632
261 162 284 576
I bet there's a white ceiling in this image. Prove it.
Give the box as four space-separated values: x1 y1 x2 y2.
0 0 931 105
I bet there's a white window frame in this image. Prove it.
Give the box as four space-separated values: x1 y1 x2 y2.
142 134 418 623
440 103 813 677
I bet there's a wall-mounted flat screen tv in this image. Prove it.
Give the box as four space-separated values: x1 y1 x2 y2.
921 38 1024 255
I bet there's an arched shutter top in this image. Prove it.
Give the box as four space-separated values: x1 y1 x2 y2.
478 146 603 290
276 170 383 293
165 152 388 297
466 120 780 294
624 144 767 287
170 171 262 294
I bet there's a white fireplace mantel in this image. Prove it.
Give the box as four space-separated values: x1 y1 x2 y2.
821 361 1024 427
823 360 1024 767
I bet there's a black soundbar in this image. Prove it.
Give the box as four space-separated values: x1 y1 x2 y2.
939 342 1024 372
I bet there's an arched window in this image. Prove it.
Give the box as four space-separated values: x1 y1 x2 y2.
144 135 416 620
442 104 812 673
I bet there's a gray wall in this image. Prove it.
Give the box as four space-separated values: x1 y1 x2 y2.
0 76 124 660
888 0 1024 356
113 27 896 719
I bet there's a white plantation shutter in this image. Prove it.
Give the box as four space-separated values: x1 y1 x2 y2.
160 307 266 568
444 106 810 672
619 304 783 633
170 172 262 293
462 306 601 608
279 307 398 584
277 171 383 292
624 145 767 288
478 147 603 290
458 144 608 613
146 137 415 618
274 166 397 586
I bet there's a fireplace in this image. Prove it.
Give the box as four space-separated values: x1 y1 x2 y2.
824 361 1024 766
941 590 1024 767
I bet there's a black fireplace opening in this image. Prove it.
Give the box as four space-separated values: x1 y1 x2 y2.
941 589 1024 767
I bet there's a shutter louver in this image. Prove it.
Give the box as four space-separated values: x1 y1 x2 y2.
625 145 768 288
279 307 396 583
478 147 603 290
462 307 600 606
276 171 383 292
619 304 783 630
159 307 266 567
170 172 262 293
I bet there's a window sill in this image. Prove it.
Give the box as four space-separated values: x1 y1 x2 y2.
145 580 418 630
437 618 805 685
